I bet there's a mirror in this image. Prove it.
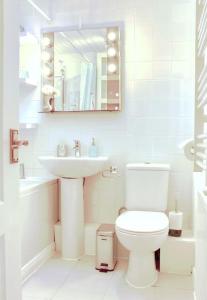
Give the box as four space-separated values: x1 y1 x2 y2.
41 26 121 112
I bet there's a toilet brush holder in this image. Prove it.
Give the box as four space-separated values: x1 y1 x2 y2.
168 211 183 237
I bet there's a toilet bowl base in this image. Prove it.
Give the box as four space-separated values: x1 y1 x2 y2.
126 251 158 288
126 274 158 289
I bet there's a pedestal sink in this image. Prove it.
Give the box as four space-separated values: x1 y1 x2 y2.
38 156 110 260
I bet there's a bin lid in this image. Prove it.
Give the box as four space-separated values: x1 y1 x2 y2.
97 224 115 236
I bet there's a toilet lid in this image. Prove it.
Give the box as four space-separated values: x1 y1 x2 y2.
116 211 169 234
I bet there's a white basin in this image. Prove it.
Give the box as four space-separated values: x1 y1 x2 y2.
38 156 110 178
38 155 110 260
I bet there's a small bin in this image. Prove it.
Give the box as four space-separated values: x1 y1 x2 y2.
96 224 117 272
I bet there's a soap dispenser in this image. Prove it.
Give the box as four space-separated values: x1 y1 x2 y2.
57 144 68 157
88 137 98 157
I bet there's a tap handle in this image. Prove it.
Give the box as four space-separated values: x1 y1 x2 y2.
74 139 80 146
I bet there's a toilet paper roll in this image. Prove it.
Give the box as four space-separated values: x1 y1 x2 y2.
169 211 183 230
179 139 194 161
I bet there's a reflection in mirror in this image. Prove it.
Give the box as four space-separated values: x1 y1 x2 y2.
41 26 121 112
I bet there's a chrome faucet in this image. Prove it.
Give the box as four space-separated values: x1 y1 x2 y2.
73 140 81 157
19 163 25 179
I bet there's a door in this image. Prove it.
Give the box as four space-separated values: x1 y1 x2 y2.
0 1 21 299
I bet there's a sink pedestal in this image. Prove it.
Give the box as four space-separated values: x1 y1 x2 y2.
38 156 110 260
60 178 84 260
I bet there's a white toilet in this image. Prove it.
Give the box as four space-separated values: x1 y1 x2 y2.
115 163 170 288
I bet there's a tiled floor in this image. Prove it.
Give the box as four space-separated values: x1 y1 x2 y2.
22 255 194 300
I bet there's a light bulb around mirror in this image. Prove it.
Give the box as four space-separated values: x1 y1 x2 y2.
42 84 55 96
107 31 117 42
42 51 52 62
107 47 117 57
42 66 53 78
108 63 117 74
42 37 52 48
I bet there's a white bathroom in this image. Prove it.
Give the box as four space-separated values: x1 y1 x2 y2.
1 0 206 299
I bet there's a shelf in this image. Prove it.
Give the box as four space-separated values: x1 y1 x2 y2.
19 77 37 88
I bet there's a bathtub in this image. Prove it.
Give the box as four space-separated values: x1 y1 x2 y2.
20 177 59 282
20 177 57 193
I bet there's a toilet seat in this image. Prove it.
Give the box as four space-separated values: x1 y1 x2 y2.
116 211 169 235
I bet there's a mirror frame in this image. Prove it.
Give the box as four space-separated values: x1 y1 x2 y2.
40 23 122 113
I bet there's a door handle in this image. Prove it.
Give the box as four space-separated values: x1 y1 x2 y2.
10 129 29 163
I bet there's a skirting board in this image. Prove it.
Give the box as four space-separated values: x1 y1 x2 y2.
21 243 55 283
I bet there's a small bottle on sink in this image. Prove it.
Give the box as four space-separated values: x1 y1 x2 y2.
88 137 98 157
57 144 68 157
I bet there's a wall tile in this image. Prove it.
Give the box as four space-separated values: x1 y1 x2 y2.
20 0 195 229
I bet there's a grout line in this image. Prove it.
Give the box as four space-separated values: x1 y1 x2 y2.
48 260 79 300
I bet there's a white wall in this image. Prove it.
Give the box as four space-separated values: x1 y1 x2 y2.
20 0 195 229
193 173 207 300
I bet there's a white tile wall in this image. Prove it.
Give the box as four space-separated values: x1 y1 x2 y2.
20 0 195 229
194 177 207 300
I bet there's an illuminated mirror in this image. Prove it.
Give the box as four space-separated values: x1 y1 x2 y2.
41 26 121 112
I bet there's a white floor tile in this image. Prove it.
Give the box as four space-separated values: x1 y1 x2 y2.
104 272 155 300
52 263 113 298
22 296 48 300
22 257 77 299
52 289 104 300
154 273 193 290
154 287 194 300
22 256 195 300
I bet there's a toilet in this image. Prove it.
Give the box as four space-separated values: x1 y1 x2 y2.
115 163 170 288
